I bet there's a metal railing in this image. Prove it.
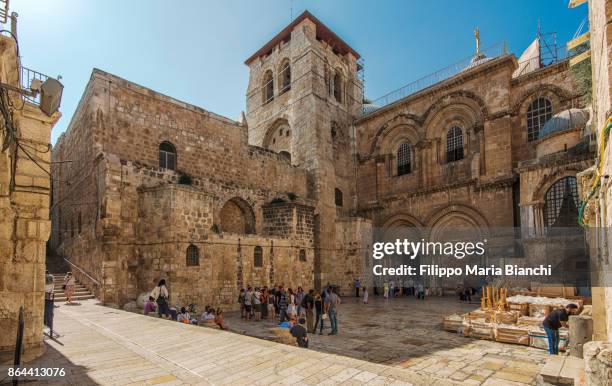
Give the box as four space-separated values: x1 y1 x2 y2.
513 45 571 78
63 258 101 286
361 42 577 116
20 66 49 105
362 43 506 115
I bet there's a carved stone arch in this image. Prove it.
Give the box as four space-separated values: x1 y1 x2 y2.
425 203 490 240
262 117 292 157
512 84 574 117
421 91 488 130
380 213 424 231
369 113 422 156
378 213 424 279
532 167 582 204
219 197 256 234
423 97 485 141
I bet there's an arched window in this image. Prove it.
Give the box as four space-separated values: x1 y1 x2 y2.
527 97 553 142
446 126 464 163
186 244 199 266
254 246 263 267
299 249 307 262
397 143 411 176
279 59 291 94
544 176 579 228
159 141 176 170
333 70 343 103
263 70 274 104
335 188 343 207
78 212 82 234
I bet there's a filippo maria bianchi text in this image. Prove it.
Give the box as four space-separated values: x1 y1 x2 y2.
372 264 553 277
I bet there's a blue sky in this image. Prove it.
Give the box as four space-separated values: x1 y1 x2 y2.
11 0 587 144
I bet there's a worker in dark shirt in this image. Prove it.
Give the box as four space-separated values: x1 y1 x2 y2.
290 317 309 348
542 304 578 355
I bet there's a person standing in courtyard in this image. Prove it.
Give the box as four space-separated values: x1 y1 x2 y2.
278 285 289 323
543 304 579 355
63 272 76 304
304 289 315 333
383 282 389 299
287 288 297 319
238 288 246 319
151 279 170 319
253 287 262 321
354 278 361 297
416 282 425 300
244 286 253 320
407 278 414 296
363 286 369 304
327 287 341 335
261 287 269 320
314 292 325 335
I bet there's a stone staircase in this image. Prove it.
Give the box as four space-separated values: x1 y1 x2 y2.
52 273 95 302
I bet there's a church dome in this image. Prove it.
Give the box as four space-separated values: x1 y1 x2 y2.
362 102 380 115
539 108 589 139
462 53 494 71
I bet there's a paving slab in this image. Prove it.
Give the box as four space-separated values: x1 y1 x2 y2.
16 299 454 385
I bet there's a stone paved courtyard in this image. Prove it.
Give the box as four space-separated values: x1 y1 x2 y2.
223 295 550 385
5 299 455 385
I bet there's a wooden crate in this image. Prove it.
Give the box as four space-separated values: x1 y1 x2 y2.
470 322 495 340
508 302 529 316
442 316 463 332
496 326 530 346
494 311 519 324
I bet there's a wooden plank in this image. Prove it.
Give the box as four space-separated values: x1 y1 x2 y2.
568 0 588 8
569 50 591 67
567 32 590 50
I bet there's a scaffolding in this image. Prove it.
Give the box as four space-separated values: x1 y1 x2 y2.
357 58 365 99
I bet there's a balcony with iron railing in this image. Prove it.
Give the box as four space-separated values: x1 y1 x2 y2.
20 66 50 105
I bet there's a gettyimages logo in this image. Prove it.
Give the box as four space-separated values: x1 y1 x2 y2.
372 239 488 260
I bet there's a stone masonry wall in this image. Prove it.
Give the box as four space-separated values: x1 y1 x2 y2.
51 68 316 308
0 34 60 362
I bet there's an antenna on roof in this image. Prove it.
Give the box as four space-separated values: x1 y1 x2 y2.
290 0 294 21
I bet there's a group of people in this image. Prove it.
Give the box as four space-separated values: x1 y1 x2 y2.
366 279 427 300
239 283 342 337
146 279 228 330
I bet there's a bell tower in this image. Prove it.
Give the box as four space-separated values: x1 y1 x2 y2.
244 11 366 290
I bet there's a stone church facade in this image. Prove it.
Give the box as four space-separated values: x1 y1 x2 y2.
50 11 592 308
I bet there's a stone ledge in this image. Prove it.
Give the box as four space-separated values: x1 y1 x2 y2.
538 355 585 385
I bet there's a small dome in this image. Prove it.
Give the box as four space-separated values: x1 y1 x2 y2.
362 103 380 115
539 108 589 139
463 53 494 71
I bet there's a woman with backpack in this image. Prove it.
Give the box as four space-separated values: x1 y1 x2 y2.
151 279 170 319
